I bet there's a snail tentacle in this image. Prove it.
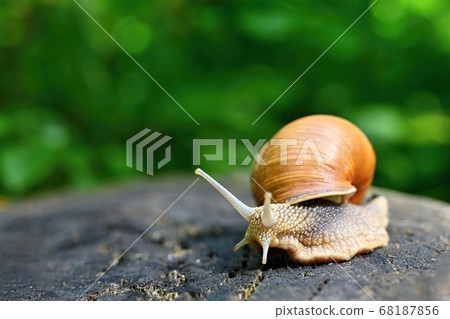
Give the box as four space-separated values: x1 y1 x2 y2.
262 192 276 227
233 237 250 252
261 239 271 265
195 168 253 222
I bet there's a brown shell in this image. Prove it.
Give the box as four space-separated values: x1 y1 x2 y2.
251 115 375 206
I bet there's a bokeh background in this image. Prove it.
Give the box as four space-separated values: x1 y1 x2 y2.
0 0 449 202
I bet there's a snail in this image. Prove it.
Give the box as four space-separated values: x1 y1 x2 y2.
195 114 389 264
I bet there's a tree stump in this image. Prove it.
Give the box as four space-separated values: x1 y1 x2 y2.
0 174 448 300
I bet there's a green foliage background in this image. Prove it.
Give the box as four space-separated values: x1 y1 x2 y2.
0 0 449 201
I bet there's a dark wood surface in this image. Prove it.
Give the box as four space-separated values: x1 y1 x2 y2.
0 174 449 300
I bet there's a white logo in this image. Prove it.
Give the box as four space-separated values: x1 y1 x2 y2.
126 129 172 176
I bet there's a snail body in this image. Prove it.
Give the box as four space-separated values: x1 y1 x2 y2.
195 115 389 264
237 197 388 264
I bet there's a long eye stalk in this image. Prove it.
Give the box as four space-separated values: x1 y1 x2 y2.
261 192 276 227
195 168 253 222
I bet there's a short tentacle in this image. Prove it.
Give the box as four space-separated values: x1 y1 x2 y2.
261 239 271 264
233 237 250 252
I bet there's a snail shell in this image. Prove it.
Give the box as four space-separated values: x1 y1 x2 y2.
251 114 375 206
195 115 389 265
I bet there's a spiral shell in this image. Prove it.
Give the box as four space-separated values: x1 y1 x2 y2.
251 114 375 206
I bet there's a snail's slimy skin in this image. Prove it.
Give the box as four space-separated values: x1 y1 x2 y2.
194 168 390 265
236 196 389 264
